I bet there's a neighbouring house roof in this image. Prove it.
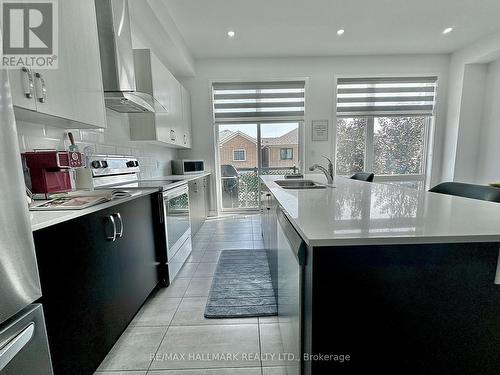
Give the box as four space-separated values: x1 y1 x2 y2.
219 130 235 143
219 130 256 146
261 128 298 146
219 128 298 147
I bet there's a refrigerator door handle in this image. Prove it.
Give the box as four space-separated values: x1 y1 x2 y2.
0 323 35 371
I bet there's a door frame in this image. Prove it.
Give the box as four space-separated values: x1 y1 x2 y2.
214 121 304 214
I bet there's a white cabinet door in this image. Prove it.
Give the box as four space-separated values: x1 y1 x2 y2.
150 52 182 145
32 0 106 128
129 49 188 148
169 77 183 147
8 67 37 111
181 85 192 148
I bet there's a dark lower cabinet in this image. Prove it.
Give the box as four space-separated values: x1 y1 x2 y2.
33 194 160 375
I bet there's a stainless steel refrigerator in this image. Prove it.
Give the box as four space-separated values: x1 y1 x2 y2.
0 69 53 373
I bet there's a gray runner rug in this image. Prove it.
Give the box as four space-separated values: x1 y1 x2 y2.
204 249 278 318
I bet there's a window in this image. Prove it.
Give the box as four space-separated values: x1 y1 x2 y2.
280 148 293 160
335 76 437 189
213 81 305 211
233 149 246 161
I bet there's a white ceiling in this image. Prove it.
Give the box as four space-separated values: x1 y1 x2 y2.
162 0 500 59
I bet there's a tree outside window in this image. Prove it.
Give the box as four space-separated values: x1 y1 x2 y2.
335 116 428 189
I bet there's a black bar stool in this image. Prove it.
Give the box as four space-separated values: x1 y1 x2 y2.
350 172 374 182
429 182 500 203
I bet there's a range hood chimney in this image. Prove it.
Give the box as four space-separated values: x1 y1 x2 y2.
95 0 165 113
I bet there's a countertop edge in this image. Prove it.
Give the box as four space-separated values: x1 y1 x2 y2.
31 188 160 232
31 172 212 232
262 175 500 247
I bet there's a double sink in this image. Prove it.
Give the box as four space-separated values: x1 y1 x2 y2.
275 179 326 190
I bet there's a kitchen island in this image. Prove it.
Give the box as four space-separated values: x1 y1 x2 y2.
260 175 500 375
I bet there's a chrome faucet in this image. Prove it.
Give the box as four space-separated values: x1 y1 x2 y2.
309 156 334 184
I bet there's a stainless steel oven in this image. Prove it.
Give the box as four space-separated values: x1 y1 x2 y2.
163 185 192 281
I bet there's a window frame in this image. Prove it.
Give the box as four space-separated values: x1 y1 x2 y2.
232 149 247 162
279 147 294 160
334 114 432 188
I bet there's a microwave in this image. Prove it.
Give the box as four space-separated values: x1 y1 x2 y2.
171 160 205 175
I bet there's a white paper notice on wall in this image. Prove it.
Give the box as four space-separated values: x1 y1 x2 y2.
312 120 329 141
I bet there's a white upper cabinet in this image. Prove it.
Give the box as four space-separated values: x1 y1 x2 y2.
129 49 192 148
8 0 106 129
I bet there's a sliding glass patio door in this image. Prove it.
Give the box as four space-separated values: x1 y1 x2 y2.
217 124 259 211
216 122 300 212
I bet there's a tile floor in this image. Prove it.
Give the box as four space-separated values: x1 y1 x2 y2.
95 214 287 375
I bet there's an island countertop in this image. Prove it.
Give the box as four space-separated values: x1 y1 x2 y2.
261 175 500 246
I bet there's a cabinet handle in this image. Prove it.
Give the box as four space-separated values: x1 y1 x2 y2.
183 134 187 145
113 213 124 238
34 72 47 103
21 67 34 99
193 182 198 193
104 215 117 242
170 130 176 141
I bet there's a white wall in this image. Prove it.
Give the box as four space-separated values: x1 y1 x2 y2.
452 63 488 182
178 55 450 211
441 31 500 181
475 58 500 184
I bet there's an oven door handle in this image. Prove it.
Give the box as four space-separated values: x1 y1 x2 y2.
0 323 35 371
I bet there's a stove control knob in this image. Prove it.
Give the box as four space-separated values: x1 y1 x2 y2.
101 161 108 168
133 161 139 167
126 161 135 168
91 160 102 169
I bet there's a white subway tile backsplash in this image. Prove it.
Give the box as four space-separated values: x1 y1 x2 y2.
44 126 70 141
16 111 178 176
17 121 46 138
116 146 132 156
80 129 105 143
96 144 117 155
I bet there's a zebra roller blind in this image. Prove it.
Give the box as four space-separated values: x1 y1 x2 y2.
213 81 305 122
336 76 438 116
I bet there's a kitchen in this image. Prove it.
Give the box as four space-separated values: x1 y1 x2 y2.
2 1 500 374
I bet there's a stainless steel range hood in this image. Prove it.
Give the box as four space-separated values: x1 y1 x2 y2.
95 0 165 113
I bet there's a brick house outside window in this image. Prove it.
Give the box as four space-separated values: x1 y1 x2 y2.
219 128 298 170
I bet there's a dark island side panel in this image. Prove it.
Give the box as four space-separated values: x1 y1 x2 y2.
308 242 500 374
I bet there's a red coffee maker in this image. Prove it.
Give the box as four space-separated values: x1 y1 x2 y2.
23 151 84 197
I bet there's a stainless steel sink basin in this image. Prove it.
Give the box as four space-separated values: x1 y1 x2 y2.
275 180 326 189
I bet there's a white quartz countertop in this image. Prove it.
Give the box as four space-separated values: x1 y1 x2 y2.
30 188 159 232
261 175 500 246
160 172 211 181
30 173 212 231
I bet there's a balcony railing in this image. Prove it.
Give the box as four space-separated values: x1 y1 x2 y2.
221 166 297 209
